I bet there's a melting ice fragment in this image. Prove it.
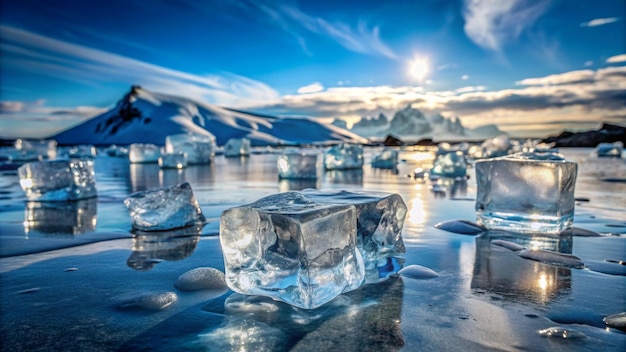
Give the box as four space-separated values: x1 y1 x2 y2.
371 148 398 169
220 191 365 309
18 159 97 201
323 143 364 170
159 152 187 169
430 151 467 178
128 143 161 163
518 249 584 268
538 326 586 340
14 138 57 160
398 265 439 279
301 189 407 264
434 219 486 235
277 150 322 179
165 133 216 164
595 141 623 158
224 138 251 157
124 182 205 231
475 152 577 235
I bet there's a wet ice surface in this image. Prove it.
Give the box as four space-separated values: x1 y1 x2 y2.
0 147 625 351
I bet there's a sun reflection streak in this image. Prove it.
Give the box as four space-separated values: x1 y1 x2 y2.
407 197 426 229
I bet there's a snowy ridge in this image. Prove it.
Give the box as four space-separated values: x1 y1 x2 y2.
53 86 368 146
349 104 505 141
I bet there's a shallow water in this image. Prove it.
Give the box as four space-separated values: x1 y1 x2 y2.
0 147 625 351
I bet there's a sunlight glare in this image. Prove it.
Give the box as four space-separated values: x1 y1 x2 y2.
408 57 429 80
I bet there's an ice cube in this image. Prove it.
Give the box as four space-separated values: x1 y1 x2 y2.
165 133 216 164
277 150 322 179
324 144 364 170
18 159 97 201
479 135 511 159
596 141 623 158
430 151 467 178
128 143 161 163
124 182 205 231
224 138 251 157
65 145 97 159
159 152 187 169
371 149 398 169
301 189 407 264
14 138 57 160
219 191 365 309
475 152 578 234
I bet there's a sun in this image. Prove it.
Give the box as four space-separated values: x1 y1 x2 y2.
408 58 429 81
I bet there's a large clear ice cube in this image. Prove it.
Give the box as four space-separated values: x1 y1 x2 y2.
475 152 578 234
18 159 97 201
219 192 365 309
430 151 468 178
301 189 407 264
124 182 205 231
165 133 216 164
371 148 398 169
277 150 322 179
224 138 251 157
324 144 364 170
129 143 161 163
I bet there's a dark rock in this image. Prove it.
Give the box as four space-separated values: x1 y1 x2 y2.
542 123 626 147
383 134 403 146
414 138 437 146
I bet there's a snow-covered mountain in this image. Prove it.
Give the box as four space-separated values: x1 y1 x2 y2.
53 86 368 146
349 105 504 141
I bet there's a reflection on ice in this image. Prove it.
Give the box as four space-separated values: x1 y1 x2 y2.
472 234 572 304
197 276 404 351
24 198 98 236
127 225 201 270
324 169 364 185
278 178 320 191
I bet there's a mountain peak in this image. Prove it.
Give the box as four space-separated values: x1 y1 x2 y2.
53 88 367 146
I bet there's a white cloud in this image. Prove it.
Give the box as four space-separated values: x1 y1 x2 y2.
462 0 551 52
607 54 626 64
456 86 486 93
461 75 470 80
0 25 279 108
584 60 593 67
515 70 595 86
297 82 324 94
580 17 620 27
0 101 25 113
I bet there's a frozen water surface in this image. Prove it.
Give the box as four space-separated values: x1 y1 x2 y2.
0 147 625 351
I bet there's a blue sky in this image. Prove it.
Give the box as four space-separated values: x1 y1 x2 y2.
1 0 625 138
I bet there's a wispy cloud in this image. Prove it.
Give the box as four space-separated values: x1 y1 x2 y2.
607 54 626 64
0 25 279 108
462 0 551 52
580 17 620 27
242 2 397 59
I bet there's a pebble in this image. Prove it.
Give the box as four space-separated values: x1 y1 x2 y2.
174 267 227 291
398 265 439 279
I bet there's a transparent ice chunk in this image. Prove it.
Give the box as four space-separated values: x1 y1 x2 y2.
15 138 57 160
159 152 187 169
165 133 216 164
277 150 322 179
124 182 205 231
219 192 365 309
18 159 97 201
371 149 398 169
596 141 623 158
478 135 511 159
65 145 97 159
224 138 251 157
475 152 578 234
324 144 364 170
430 151 467 178
128 143 161 163
301 189 407 264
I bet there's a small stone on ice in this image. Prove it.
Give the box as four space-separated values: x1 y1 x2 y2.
518 249 584 268
174 267 227 291
434 219 486 235
117 291 177 311
490 240 525 251
603 312 626 332
398 265 439 279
